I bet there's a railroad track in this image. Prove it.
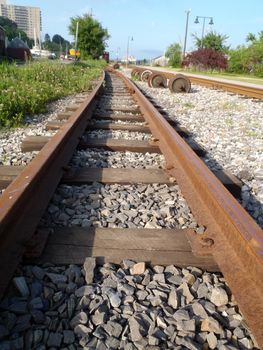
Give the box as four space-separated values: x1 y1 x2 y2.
0 68 262 348
131 66 263 99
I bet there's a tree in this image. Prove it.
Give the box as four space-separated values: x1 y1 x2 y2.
165 43 182 67
182 48 227 72
68 14 110 59
192 31 229 52
52 34 65 45
227 31 263 76
246 33 256 43
0 16 33 47
44 33 51 42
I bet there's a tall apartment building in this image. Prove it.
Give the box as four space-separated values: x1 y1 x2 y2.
0 0 42 43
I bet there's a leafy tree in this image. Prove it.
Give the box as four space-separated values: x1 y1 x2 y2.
44 33 51 42
165 42 182 67
227 31 263 76
182 48 227 71
246 33 256 43
192 31 229 52
0 16 33 47
42 33 71 55
52 34 65 45
68 14 110 59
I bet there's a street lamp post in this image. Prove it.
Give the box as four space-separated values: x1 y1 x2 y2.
194 16 214 48
126 36 133 68
182 10 190 59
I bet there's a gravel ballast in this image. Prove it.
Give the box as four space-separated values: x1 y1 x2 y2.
84 130 151 141
129 74 263 227
71 149 165 169
41 183 196 230
0 260 258 349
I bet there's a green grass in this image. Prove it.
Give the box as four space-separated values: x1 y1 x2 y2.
0 59 106 128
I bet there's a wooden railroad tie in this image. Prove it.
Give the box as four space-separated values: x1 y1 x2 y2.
0 165 243 198
26 227 219 271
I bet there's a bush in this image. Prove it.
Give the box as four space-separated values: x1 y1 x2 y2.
165 43 182 68
182 48 227 71
0 60 106 127
227 48 249 74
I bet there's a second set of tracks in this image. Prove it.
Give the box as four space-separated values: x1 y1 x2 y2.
0 68 262 347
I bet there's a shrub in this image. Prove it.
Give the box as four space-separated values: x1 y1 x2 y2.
0 60 106 128
165 43 182 67
182 48 227 71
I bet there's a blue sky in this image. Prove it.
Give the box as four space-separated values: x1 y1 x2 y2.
9 0 263 59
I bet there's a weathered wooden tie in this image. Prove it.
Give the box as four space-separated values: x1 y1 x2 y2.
28 227 219 270
0 165 243 197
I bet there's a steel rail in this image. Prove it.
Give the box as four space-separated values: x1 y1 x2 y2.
0 72 105 297
132 66 263 99
0 67 262 345
112 68 263 347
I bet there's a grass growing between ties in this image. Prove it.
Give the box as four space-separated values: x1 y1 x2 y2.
0 60 106 128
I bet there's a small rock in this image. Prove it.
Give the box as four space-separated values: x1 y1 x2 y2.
173 309 190 321
201 317 223 334
31 310 45 324
153 273 165 283
177 319 196 332
128 316 144 342
33 329 43 346
46 272 67 284
148 335 159 346
70 311 88 328
91 309 106 326
104 321 123 338
29 297 43 310
108 290 121 308
75 285 94 297
9 301 27 314
191 302 208 318
74 324 90 337
83 257 96 284
130 262 145 275
105 336 120 349
206 332 218 349
31 281 43 298
210 287 228 307
63 330 75 344
178 282 194 303
153 265 164 274
31 266 45 280
238 337 254 349
47 332 63 347
168 289 178 309
13 277 30 297
122 260 135 269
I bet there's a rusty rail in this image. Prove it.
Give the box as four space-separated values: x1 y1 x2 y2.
112 68 263 347
0 72 105 296
0 67 262 346
132 66 263 99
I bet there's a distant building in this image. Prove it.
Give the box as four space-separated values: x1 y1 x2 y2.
0 0 42 43
151 55 169 67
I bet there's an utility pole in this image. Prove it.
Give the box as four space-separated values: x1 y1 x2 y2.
182 10 190 59
126 36 133 69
